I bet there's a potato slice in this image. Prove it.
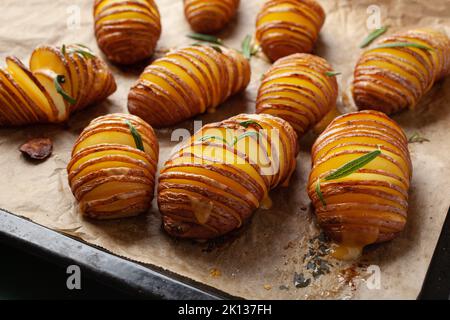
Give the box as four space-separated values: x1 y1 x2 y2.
33 69 69 122
0 68 44 123
29 46 73 98
6 57 58 122
0 82 26 125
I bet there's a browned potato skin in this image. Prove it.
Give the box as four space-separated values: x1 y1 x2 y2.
255 0 325 62
256 53 338 137
94 0 161 65
68 113 159 219
352 28 450 115
307 110 412 248
158 113 298 239
128 45 251 128
184 0 240 34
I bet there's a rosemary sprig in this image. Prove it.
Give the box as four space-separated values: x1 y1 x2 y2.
187 33 223 45
192 42 223 53
373 42 433 51
125 120 145 151
199 135 229 145
54 75 76 105
408 132 430 144
241 35 259 60
61 44 95 59
325 71 341 77
316 178 327 206
199 131 261 147
315 148 382 206
324 148 382 181
360 26 388 48
233 131 261 145
239 120 263 130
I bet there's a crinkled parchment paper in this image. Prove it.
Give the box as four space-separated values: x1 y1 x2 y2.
1 0 449 299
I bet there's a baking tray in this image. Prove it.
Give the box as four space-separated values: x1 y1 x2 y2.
0 209 235 300
0 208 449 300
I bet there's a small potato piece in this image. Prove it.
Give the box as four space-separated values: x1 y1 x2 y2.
352 28 450 114
128 45 251 127
307 110 412 260
19 138 53 160
255 0 325 62
158 113 298 239
68 113 159 219
94 0 162 65
256 53 338 137
184 0 240 34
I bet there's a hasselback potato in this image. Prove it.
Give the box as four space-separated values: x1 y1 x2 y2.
307 110 412 260
255 0 325 62
68 113 159 219
352 28 450 114
184 0 240 34
128 45 251 127
158 113 298 239
256 53 338 137
0 44 116 126
94 0 161 65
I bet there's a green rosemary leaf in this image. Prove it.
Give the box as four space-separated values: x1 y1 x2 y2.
210 45 223 53
360 26 388 48
187 33 223 45
325 71 341 77
54 75 76 105
199 135 229 145
242 35 252 59
408 132 430 144
234 131 261 145
62 44 95 59
125 120 145 151
316 179 327 206
74 43 93 50
324 149 382 181
192 42 223 53
241 35 259 60
239 120 263 129
373 42 433 51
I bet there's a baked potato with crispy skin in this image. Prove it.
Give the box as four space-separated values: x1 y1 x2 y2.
68 113 159 219
256 53 338 137
307 110 412 260
0 44 116 127
158 113 298 239
94 0 161 65
128 45 251 128
353 28 450 114
255 0 325 62
184 0 240 34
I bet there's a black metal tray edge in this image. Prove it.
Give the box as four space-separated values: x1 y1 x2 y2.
0 209 238 300
1 208 449 300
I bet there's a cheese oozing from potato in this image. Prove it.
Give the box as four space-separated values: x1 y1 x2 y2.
158 113 298 239
307 110 412 260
